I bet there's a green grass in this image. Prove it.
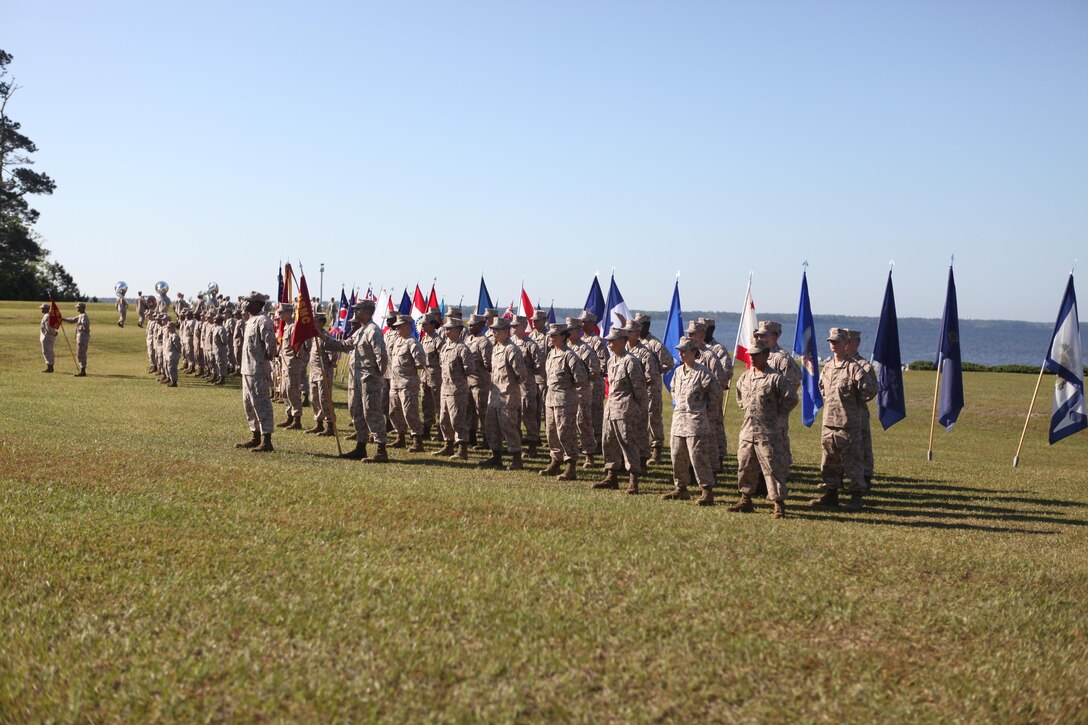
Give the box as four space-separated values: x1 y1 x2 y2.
2 301 1086 722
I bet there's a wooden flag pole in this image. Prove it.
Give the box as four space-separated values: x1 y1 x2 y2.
318 339 343 457
59 322 79 371
1012 364 1047 468
927 359 943 461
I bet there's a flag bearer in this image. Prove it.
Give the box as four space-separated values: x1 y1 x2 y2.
62 302 91 377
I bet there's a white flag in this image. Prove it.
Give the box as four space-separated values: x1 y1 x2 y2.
734 276 759 369
1046 274 1087 444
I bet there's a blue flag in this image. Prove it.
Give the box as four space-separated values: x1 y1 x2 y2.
584 276 605 323
276 264 284 305
792 269 823 427
333 287 349 338
936 265 964 430
662 278 684 391
398 288 412 315
476 277 493 316
603 274 631 337
873 271 906 430
547 304 556 325
1045 274 1087 444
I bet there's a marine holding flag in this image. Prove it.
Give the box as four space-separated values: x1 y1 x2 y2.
39 300 60 372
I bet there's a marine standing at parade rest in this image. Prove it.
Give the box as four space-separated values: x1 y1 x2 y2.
236 292 278 453
305 311 337 436
753 320 802 471
810 328 877 511
164 321 181 387
623 319 657 469
38 303 56 373
595 327 648 494
728 339 799 518
211 315 230 385
116 295 128 328
276 303 308 429
634 312 675 466
465 313 494 449
664 337 722 505
135 292 147 327
686 319 730 467
381 310 398 433
62 302 90 377
479 317 527 471
577 310 608 448
540 323 588 481
529 309 550 434
388 314 428 452
432 316 476 461
846 329 876 482
512 315 545 458
418 311 444 442
566 317 601 469
321 299 390 463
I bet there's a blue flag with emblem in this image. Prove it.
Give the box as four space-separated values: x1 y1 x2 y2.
662 278 683 391
584 276 605 323
792 269 823 427
476 277 493 316
1045 274 1087 444
936 265 964 430
873 270 906 430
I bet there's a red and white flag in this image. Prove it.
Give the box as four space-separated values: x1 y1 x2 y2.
502 300 516 320
412 284 428 329
374 288 394 333
517 286 535 321
734 276 759 369
426 283 439 311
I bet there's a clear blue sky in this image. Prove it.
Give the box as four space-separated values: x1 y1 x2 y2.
7 1 1087 321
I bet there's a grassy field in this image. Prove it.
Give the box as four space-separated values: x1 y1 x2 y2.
1 300 1086 722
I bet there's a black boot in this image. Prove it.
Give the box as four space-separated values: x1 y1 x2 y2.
507 451 524 471
235 430 261 449
43 364 54 373
250 433 274 453
477 450 504 469
341 441 368 460
809 489 840 509
363 444 389 463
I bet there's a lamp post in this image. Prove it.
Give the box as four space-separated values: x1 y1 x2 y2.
319 263 325 302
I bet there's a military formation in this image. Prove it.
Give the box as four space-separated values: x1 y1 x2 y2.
41 293 880 515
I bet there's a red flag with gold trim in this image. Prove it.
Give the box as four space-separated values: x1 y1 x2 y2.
48 295 64 329
291 274 319 353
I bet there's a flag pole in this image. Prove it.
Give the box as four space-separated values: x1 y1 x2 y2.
927 357 942 461
59 321 79 371
1012 364 1047 468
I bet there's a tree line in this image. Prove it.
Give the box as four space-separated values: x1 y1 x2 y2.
0 48 82 301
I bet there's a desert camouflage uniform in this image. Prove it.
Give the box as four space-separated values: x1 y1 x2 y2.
582 331 608 445
242 314 278 434
697 343 729 466
308 335 336 426
388 333 427 439
514 333 545 447
818 357 878 491
40 311 57 366
642 332 674 451
322 320 389 444
545 342 588 464
485 339 527 452
465 330 494 443
625 339 657 460
420 329 444 434
670 361 721 490
603 350 647 475
165 329 182 384
767 343 802 467
852 351 876 479
570 337 601 456
62 310 90 371
439 336 475 444
116 296 128 326
736 367 799 501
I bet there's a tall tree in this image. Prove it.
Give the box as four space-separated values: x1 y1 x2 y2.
0 49 80 300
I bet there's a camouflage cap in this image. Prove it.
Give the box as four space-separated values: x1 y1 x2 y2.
578 310 598 324
483 307 498 317
547 322 568 336
353 299 376 310
564 317 584 330
634 312 652 324
40 303 49 312
698 317 716 327
423 310 442 324
622 319 641 334
531 309 548 321
447 306 464 319
847 329 862 342
748 339 769 355
827 327 849 342
512 314 528 326
676 336 699 353
490 317 512 331
467 313 486 326
604 328 626 342
394 314 413 327
167 320 178 328
75 301 86 309
685 320 706 334
247 291 270 303
442 316 464 330
756 320 783 336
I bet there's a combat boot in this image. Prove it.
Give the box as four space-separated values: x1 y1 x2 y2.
539 458 562 477
773 499 786 519
450 442 469 461
581 454 595 469
75 367 86 377
646 446 662 467
556 459 577 481
526 442 539 459
43 364 54 373
726 493 755 513
421 425 432 441
477 451 504 469
276 415 293 428
696 487 715 506
842 492 865 512
213 376 226 386
507 451 524 471
390 432 406 449
592 469 619 490
341 441 368 460
625 473 639 495
168 381 177 388
809 489 840 509
306 420 326 434
235 430 261 449
363 444 389 463
432 441 455 457
285 414 303 430
250 434 274 453
408 435 425 453
661 486 691 501
316 425 336 437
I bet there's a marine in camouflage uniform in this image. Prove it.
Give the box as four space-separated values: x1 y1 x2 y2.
305 311 337 436
529 310 550 433
635 312 674 466
211 315 230 385
728 339 799 518
236 292 279 452
811 328 878 511
465 314 494 449
432 316 476 461
38 304 57 372
164 321 181 387
754 320 802 468
595 328 648 494
479 318 528 470
623 319 657 466
846 329 875 481
116 295 128 327
62 302 90 377
512 315 545 457
699 317 735 460
321 299 391 462
566 317 601 468
540 323 588 481
418 311 444 441
274 304 308 426
685 320 728 469
381 310 398 434
664 337 722 505
387 314 428 452
577 310 608 448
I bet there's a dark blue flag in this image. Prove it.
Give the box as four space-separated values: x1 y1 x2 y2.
476 277 493 316
936 265 964 430
1045 274 1087 444
873 271 906 430
584 276 605 323
662 278 683 391
276 264 284 305
792 269 823 427
398 288 412 315
602 274 631 337
547 304 556 325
